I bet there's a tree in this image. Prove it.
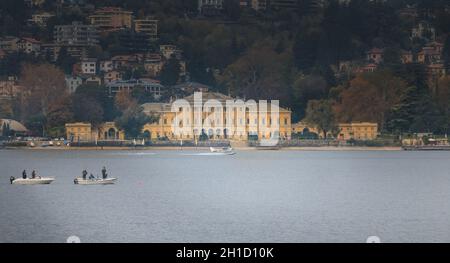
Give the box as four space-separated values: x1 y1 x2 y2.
223 0 240 20
292 74 328 121
46 95 74 136
72 94 104 126
305 99 337 138
159 55 181 86
219 42 293 103
293 31 320 72
1 122 11 137
73 83 119 121
115 90 136 112
56 47 77 74
333 71 407 130
19 63 67 131
382 47 403 73
115 104 156 139
0 100 14 119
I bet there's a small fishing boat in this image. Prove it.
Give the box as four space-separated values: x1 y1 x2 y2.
10 176 55 185
74 177 117 185
209 147 236 155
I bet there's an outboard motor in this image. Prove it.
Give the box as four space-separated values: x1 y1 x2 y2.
10 176 15 184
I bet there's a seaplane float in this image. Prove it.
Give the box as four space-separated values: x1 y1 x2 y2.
73 177 117 185
10 176 55 185
209 147 236 155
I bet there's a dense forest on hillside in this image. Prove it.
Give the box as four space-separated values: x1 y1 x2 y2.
1 0 450 137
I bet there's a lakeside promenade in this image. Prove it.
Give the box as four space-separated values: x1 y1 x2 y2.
0 145 403 151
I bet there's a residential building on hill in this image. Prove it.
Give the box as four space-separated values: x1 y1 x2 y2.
28 12 55 27
89 7 133 33
134 17 158 41
366 48 384 64
144 54 163 77
198 0 224 15
54 22 99 46
411 21 436 41
160 45 182 60
104 70 123 84
0 36 19 52
0 78 22 99
99 60 114 72
106 79 164 100
17 38 41 55
400 50 413 64
81 58 97 75
65 76 83 93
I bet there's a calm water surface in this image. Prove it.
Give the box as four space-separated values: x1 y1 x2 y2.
1 149 450 243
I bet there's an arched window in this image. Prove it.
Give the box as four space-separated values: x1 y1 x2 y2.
108 128 116 140
143 130 151 139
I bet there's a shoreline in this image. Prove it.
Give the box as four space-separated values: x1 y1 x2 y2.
1 146 403 151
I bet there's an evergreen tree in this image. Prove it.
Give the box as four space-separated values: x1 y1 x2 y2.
160 55 181 86
56 47 76 74
387 86 445 134
293 31 319 72
443 36 450 71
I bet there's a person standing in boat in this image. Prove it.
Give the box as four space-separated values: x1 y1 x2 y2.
102 167 107 179
31 170 36 179
82 170 87 180
22 170 27 179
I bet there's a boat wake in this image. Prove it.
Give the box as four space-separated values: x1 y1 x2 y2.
179 152 236 156
105 152 157 156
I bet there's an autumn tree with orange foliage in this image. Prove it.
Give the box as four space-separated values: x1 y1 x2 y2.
333 71 407 130
115 90 137 112
20 64 68 120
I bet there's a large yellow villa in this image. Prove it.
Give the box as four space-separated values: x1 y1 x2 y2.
142 92 292 141
66 92 292 142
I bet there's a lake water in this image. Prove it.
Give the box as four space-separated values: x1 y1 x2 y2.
1 149 450 243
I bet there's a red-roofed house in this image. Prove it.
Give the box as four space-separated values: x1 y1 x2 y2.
17 37 41 55
366 48 384 64
400 50 413 64
418 47 441 64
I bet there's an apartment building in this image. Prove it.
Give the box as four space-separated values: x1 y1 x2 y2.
89 7 133 32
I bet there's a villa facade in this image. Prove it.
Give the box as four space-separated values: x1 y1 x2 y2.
141 92 292 141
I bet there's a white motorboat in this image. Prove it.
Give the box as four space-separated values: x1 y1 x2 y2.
74 177 117 185
209 147 236 155
10 177 55 185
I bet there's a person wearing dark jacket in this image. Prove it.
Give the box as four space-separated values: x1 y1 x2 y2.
31 170 36 179
22 170 27 179
82 170 87 180
102 167 107 179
